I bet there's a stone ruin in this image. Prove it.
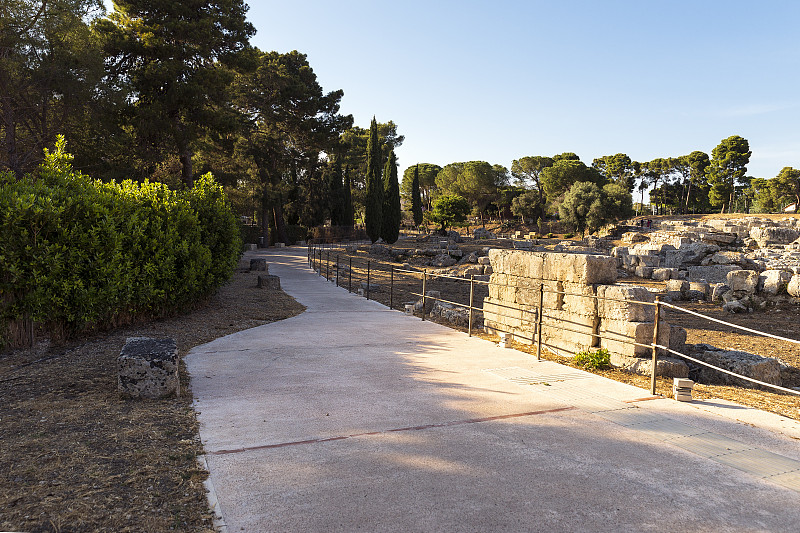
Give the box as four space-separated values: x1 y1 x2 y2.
482 249 689 377
613 217 800 312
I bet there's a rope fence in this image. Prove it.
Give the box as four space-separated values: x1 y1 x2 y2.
307 242 800 399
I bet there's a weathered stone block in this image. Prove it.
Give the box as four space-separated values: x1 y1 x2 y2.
686 265 740 283
638 255 662 267
726 269 759 294
599 319 670 357
118 337 179 399
257 274 280 289
561 282 597 316
694 345 782 386
665 279 689 294
609 354 689 378
788 274 800 298
750 226 800 248
596 285 655 322
711 283 730 302
250 258 268 272
635 266 654 278
759 269 792 295
651 268 676 281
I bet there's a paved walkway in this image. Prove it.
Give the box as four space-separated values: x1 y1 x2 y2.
186 246 800 532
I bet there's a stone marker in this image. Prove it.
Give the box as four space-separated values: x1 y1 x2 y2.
118 337 179 399
250 258 268 272
257 274 281 289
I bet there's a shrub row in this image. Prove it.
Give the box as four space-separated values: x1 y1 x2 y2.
0 138 242 347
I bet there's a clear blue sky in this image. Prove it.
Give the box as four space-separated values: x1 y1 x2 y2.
245 0 800 179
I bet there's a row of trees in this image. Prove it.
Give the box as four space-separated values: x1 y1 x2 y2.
398 135 790 236
1 1 407 244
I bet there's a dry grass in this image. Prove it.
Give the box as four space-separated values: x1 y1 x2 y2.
0 265 305 533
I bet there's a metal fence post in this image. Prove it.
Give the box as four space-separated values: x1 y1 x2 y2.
468 275 475 337
536 283 544 361
349 256 352 293
326 251 330 281
651 297 661 395
390 264 394 310
336 254 339 287
366 261 371 300
421 270 427 321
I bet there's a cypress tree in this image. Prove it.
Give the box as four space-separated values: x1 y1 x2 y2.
381 150 401 244
411 163 423 227
365 116 383 242
327 159 344 225
343 165 354 227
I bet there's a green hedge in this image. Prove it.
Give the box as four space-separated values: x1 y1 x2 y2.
0 138 242 347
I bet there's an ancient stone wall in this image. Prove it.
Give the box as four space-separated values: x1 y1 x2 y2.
483 250 686 370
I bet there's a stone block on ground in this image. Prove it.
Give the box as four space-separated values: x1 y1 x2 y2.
711 283 730 302
257 274 281 289
723 300 748 314
118 337 179 399
599 319 671 358
250 258 268 272
692 345 782 387
789 274 800 298
634 266 654 279
609 354 689 378
651 268 676 281
759 270 792 295
414 290 441 313
429 301 471 328
665 279 689 300
726 269 759 294
687 265 740 284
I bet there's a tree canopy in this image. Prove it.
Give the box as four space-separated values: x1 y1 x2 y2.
707 135 751 213
426 194 471 232
434 161 507 217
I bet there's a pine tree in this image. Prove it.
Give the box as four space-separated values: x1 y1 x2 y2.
411 164 423 226
381 150 401 243
365 116 383 242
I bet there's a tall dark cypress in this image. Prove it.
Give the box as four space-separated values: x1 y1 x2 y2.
381 150 401 244
411 163 423 226
364 116 383 242
327 159 344 225
343 165 354 227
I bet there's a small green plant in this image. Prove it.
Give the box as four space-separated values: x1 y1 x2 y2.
574 348 611 370
546 232 554 238
564 233 574 239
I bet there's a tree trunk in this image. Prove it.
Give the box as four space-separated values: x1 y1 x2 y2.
684 180 692 213
173 115 194 188
273 202 289 244
2 95 20 178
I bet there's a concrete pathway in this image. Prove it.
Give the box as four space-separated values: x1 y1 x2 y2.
186 246 800 532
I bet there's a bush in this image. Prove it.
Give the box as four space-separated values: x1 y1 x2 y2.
564 233 574 239
0 137 241 347
574 348 611 370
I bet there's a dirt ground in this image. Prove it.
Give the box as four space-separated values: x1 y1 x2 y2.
0 264 305 533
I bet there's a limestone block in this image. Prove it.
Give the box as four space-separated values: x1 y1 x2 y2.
462 265 484 277
596 285 655 322
694 346 782 386
257 274 281 289
710 251 746 265
561 282 598 316
483 265 493 275
711 283 730 302
686 265 740 284
250 258 268 272
635 266 654 279
651 268 676 281
759 269 792 295
599 319 670 358
726 269 759 294
514 280 561 309
723 300 748 313
609 354 689 378
478 256 491 266
750 226 800 248
541 252 617 284
663 250 689 268
665 279 689 294
788 275 800 298
118 337 179 399
638 255 662 267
